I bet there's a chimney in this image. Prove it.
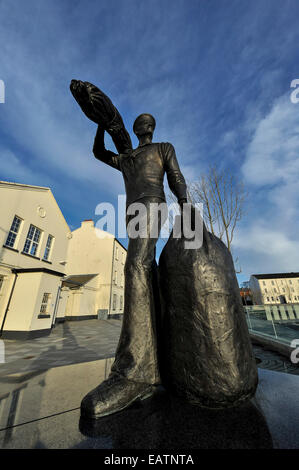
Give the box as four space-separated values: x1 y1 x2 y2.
81 219 94 227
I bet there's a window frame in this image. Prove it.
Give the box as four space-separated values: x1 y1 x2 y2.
4 215 22 249
43 234 54 261
39 293 51 315
23 224 42 257
112 293 117 310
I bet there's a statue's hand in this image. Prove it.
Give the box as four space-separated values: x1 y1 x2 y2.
70 80 89 102
70 79 102 124
179 200 198 232
70 79 121 126
178 198 188 212
70 79 133 153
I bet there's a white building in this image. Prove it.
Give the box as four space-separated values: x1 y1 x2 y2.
249 272 299 305
58 219 126 321
0 181 71 339
0 181 127 339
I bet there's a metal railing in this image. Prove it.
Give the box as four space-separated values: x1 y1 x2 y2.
244 304 299 346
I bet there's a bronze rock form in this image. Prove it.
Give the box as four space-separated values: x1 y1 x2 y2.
158 221 258 408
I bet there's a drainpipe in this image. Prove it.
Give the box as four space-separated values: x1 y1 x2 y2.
51 285 62 328
0 272 18 337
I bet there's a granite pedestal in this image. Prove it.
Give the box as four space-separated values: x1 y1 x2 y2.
0 358 298 449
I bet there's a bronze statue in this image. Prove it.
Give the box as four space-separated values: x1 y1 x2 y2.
70 80 258 420
71 80 187 418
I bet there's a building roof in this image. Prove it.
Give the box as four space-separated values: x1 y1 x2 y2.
0 180 49 191
252 272 299 280
0 180 70 232
75 219 127 252
114 237 127 252
12 267 65 277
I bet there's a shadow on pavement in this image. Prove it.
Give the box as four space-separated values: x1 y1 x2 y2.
78 387 273 449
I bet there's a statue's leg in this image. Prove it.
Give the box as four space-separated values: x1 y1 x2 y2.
110 226 160 384
81 197 162 419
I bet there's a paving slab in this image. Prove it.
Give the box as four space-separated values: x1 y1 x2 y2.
0 319 122 377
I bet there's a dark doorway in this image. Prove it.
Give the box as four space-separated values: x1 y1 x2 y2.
279 295 287 304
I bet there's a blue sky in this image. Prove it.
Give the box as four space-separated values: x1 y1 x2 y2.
1 0 299 283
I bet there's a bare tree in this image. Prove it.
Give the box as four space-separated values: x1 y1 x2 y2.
168 165 247 269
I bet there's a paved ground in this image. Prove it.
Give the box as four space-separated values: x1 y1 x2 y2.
0 318 298 378
0 319 122 377
253 344 299 375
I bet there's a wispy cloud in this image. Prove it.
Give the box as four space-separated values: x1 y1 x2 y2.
1 0 299 278
0 148 52 186
235 90 299 277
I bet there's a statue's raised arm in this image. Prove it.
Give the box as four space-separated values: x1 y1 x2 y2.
70 79 133 155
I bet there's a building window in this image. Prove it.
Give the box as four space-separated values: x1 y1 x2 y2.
291 288 295 293
121 273 124 287
289 280 292 285
274 288 277 293
113 294 117 310
40 293 51 314
114 270 117 285
263 281 266 286
0 276 4 293
115 246 119 260
43 235 54 261
120 295 123 309
271 281 274 286
264 288 267 293
267 297 270 301
23 224 41 256
271 297 274 301
5 215 22 248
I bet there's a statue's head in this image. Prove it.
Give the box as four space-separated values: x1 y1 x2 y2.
133 114 156 138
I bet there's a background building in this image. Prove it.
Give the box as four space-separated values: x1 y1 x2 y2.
57 219 127 321
249 272 299 305
0 182 127 338
240 281 253 305
0 181 71 339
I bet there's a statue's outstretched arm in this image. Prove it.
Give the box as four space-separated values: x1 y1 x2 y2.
70 80 133 159
93 125 121 171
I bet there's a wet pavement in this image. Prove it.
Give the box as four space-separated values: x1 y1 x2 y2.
253 344 299 375
0 319 122 377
